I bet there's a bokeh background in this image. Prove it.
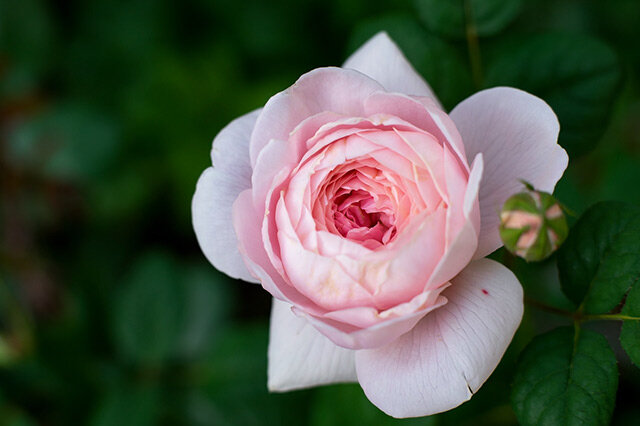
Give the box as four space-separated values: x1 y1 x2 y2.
1 0 639 424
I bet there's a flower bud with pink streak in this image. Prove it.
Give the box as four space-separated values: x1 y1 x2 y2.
500 185 568 262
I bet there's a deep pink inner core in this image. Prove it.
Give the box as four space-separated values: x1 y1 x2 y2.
331 188 397 248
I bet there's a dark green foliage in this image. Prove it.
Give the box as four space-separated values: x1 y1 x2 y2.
311 384 436 426
193 324 314 426
415 0 522 38
8 104 121 184
557 202 640 313
0 0 55 77
486 33 621 158
620 284 640 367
512 327 618 426
90 385 160 426
111 252 228 364
0 0 639 424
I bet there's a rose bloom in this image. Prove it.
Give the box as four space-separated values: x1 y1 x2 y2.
193 32 567 418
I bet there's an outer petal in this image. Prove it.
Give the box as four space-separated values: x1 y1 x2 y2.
268 299 356 391
192 110 261 282
355 258 523 418
249 67 383 167
450 87 568 258
343 32 440 105
297 293 447 350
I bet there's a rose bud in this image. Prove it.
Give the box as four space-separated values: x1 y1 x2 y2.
499 186 568 261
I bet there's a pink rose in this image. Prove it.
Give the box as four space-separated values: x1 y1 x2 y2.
193 32 568 417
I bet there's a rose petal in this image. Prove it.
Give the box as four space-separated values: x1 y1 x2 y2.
251 137 298 216
355 258 523 418
343 31 440 105
295 293 447 350
425 153 482 289
276 193 376 311
364 93 468 171
450 87 568 258
323 285 448 329
192 110 261 282
233 190 323 313
268 299 356 391
249 67 383 167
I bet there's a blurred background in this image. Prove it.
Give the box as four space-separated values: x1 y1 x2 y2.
1 0 639 424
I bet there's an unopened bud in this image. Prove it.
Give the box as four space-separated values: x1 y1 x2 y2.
499 186 568 262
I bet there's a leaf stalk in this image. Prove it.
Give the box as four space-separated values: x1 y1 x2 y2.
525 297 640 323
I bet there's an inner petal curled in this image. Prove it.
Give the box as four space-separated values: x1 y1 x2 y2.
273 118 463 313
334 186 396 245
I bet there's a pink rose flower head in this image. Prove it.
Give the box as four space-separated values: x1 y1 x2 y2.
192 32 568 418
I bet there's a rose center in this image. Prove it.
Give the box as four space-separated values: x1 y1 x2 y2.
331 189 397 248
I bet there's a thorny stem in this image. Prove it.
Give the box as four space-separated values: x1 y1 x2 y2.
525 297 640 323
464 0 483 89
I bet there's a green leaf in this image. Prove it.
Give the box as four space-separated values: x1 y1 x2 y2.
557 202 640 313
63 0 167 106
111 252 182 364
620 283 640 367
8 104 120 184
0 411 38 426
0 0 55 74
310 384 435 426
486 33 621 158
414 0 522 38
0 390 38 426
173 264 231 359
200 324 269 390
111 253 230 364
511 327 618 426
90 385 159 426
90 162 157 224
197 324 312 426
349 14 473 110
